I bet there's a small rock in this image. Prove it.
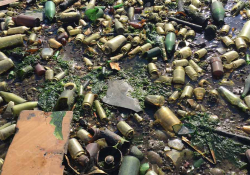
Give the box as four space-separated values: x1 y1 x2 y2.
164 146 171 152
148 140 165 149
210 168 225 175
208 115 219 122
168 138 184 151
152 130 169 142
147 151 163 166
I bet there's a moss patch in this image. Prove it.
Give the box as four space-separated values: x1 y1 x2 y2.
183 114 250 168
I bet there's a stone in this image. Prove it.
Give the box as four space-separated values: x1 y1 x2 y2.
102 80 142 112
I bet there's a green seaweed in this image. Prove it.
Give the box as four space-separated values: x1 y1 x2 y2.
82 69 108 96
38 62 170 120
56 58 70 70
38 74 82 111
166 2 177 9
118 63 171 109
38 81 65 111
183 114 250 168
50 111 66 140
2 47 26 58
38 69 107 120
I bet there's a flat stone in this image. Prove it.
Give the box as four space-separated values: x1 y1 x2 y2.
102 80 142 112
1 110 73 175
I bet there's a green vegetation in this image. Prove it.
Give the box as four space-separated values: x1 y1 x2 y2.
102 0 114 5
118 63 171 108
38 62 171 119
38 69 107 120
50 111 66 140
38 73 82 111
56 57 70 70
17 54 40 69
167 2 177 9
183 114 250 168
38 79 66 112
2 47 71 79
2 47 40 79
2 47 25 58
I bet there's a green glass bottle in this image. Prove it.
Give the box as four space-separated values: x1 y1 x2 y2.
119 156 140 175
113 3 123 9
246 54 250 65
219 86 248 111
165 32 176 53
139 163 149 175
211 1 225 24
242 74 250 98
45 1 56 21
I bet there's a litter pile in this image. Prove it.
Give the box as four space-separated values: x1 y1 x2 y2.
0 0 250 174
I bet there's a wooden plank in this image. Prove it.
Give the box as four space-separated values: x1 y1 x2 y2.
0 0 17 7
1 110 73 175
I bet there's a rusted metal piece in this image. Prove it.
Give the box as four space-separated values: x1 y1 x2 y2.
35 63 45 76
97 146 122 172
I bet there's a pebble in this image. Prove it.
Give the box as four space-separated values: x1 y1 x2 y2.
168 138 184 151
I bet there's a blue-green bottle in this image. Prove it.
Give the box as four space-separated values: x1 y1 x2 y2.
165 32 176 53
211 1 225 24
45 1 56 21
242 74 250 98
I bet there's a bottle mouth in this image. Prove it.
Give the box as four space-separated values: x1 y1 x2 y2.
104 46 111 54
217 19 224 26
34 18 40 27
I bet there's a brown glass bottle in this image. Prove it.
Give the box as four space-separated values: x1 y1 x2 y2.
129 22 143 29
56 32 69 43
35 63 46 76
211 57 224 78
12 15 40 27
